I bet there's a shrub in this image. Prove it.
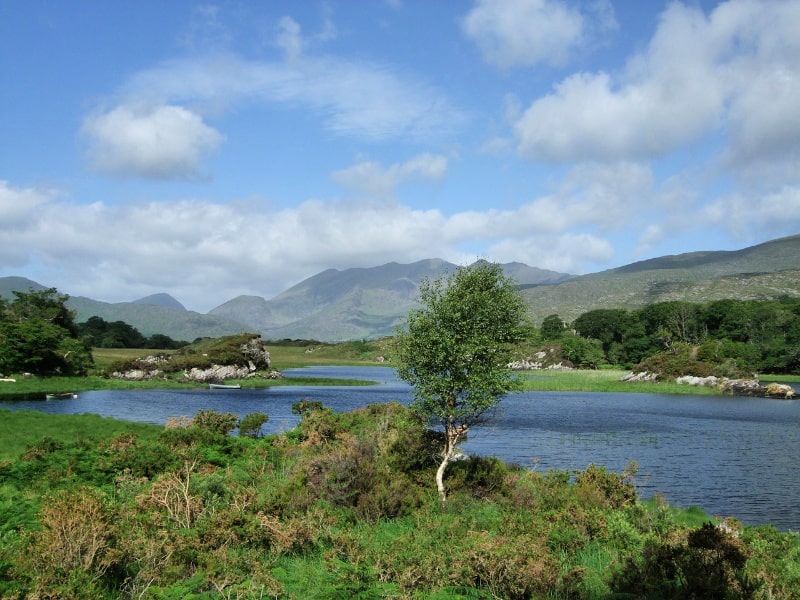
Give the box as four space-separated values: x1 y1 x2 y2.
191 410 238 436
574 463 637 510
238 412 269 438
611 521 761 599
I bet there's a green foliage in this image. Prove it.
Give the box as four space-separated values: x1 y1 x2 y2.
559 333 606 368
76 315 188 349
1 405 798 599
540 313 566 339
0 288 93 376
611 522 760 599
238 412 269 438
190 409 239 436
566 297 800 374
395 262 529 498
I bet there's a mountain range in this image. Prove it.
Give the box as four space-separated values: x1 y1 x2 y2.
2 234 799 342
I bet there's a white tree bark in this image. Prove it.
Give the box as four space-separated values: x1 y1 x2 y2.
436 422 468 502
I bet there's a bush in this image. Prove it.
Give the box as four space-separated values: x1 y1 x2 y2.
611 521 761 599
238 412 269 438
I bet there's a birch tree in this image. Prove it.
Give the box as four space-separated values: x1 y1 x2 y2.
395 262 529 501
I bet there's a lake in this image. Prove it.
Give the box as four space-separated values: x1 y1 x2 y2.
4 365 799 530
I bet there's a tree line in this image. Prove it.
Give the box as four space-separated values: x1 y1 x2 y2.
0 289 187 377
76 316 189 350
540 298 800 374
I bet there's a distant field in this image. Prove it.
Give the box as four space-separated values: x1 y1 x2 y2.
92 339 393 371
518 369 719 395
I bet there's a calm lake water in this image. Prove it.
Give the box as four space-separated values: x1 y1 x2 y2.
4 366 799 530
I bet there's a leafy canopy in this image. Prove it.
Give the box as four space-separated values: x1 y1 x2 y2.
0 288 93 376
395 262 529 431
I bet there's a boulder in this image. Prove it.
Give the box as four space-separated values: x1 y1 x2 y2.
184 364 252 383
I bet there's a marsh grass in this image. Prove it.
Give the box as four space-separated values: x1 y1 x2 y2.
519 369 719 395
0 408 161 460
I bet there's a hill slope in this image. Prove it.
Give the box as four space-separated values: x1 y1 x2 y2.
4 235 799 341
65 296 248 341
132 293 187 311
0 278 249 341
521 235 800 325
210 259 572 340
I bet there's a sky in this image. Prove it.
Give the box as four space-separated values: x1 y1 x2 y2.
2 0 799 313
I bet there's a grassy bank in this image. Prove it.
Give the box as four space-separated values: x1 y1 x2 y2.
519 368 720 395
0 408 162 460
1 405 798 599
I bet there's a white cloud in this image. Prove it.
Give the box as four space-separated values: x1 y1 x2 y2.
462 0 586 68
0 180 57 227
487 233 615 273
331 153 448 196
82 104 223 179
512 0 800 169
122 53 467 142
275 16 304 60
0 181 59 266
702 186 800 239
0 174 646 310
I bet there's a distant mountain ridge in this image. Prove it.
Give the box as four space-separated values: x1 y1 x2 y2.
132 293 186 311
520 234 800 325
209 259 572 340
3 234 799 342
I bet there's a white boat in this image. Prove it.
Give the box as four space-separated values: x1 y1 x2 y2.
208 383 241 389
45 392 77 400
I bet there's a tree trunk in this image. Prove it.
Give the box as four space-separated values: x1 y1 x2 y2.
436 421 468 502
435 449 453 502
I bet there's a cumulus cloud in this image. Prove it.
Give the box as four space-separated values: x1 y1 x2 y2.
702 186 800 239
0 174 649 311
82 104 223 179
331 153 448 196
487 233 615 273
0 181 59 266
512 0 800 170
462 0 586 68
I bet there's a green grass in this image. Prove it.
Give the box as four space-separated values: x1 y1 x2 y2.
519 369 720 395
0 408 161 460
0 346 746 399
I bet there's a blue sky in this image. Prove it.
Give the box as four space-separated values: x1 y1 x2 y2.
2 0 799 312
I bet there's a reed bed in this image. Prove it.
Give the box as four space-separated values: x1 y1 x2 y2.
518 369 719 395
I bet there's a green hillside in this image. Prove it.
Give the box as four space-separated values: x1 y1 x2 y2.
522 235 800 325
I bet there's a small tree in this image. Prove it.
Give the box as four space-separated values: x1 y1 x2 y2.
540 314 566 340
395 262 529 501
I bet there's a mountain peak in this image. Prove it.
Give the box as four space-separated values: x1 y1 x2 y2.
132 293 186 311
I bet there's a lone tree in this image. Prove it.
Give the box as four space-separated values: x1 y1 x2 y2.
395 262 529 501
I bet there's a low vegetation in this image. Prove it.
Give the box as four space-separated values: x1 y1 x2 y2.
0 405 798 599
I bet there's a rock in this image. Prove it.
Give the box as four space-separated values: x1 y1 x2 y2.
620 371 660 382
675 375 719 387
111 368 161 381
240 337 271 370
508 356 574 371
674 376 796 399
185 364 251 383
764 382 795 399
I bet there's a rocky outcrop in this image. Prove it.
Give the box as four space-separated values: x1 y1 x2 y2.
239 337 271 370
185 364 252 383
621 372 796 398
508 349 574 371
620 371 660 382
110 335 276 382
